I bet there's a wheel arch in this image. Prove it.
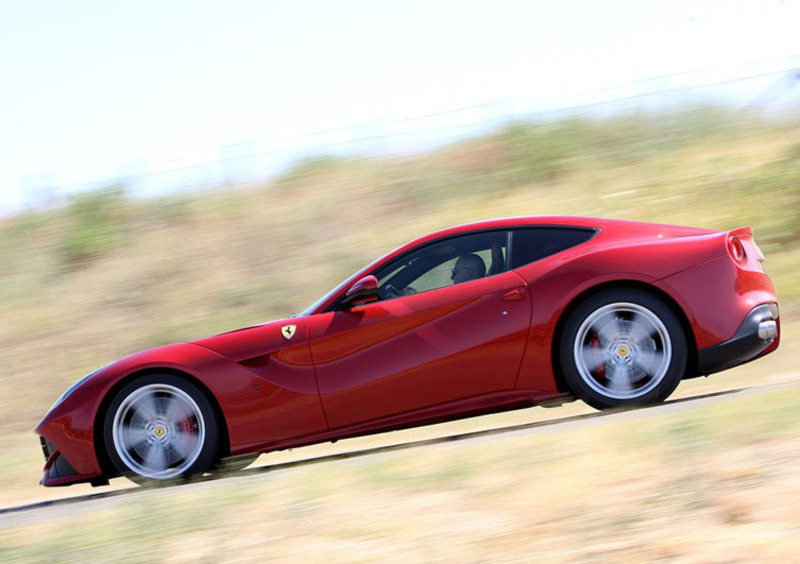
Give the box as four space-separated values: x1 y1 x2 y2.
92 367 231 478
550 280 698 395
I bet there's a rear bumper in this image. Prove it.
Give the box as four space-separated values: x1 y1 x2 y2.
697 303 780 375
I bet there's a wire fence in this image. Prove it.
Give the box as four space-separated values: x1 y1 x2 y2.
24 64 800 208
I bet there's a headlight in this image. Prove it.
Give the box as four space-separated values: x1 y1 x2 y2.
47 365 107 413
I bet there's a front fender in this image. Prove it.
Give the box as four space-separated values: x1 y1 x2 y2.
35 343 235 478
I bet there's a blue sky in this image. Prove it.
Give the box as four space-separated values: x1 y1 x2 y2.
1 0 799 213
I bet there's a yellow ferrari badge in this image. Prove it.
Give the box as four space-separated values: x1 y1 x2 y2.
281 324 297 340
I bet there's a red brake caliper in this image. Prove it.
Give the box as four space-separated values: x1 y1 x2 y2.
589 333 605 380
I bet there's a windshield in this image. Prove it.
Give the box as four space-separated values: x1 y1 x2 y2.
296 275 354 317
296 253 385 316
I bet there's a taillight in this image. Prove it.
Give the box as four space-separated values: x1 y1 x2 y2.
728 236 746 263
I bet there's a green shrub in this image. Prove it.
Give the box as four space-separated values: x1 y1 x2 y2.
58 185 129 268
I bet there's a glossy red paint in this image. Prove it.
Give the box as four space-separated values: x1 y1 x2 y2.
308 270 530 429
35 216 780 487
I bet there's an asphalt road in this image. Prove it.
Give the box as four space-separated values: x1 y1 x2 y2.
7 380 798 529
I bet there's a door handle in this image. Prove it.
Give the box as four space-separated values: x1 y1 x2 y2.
502 288 526 301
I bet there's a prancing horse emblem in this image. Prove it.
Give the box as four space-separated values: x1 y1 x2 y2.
281 324 297 340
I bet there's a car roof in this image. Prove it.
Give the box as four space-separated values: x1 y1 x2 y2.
407 216 717 249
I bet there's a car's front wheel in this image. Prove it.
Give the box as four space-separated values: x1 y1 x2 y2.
559 289 687 410
103 374 219 484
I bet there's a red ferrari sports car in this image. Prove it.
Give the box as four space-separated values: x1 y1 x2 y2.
36 216 780 487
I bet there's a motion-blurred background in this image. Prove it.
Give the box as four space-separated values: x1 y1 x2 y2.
2 1 800 561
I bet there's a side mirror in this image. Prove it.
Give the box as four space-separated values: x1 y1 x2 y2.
342 275 379 308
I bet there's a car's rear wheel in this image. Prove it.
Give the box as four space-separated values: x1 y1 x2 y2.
559 289 686 410
103 374 219 484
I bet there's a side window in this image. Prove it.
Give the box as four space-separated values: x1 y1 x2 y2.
510 228 596 269
373 230 509 299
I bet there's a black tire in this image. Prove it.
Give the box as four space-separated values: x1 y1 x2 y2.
103 374 220 485
559 289 687 410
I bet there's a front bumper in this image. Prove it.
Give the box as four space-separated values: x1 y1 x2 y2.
697 303 780 375
39 437 108 487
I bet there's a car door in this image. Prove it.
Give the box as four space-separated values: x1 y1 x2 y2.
306 230 531 429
